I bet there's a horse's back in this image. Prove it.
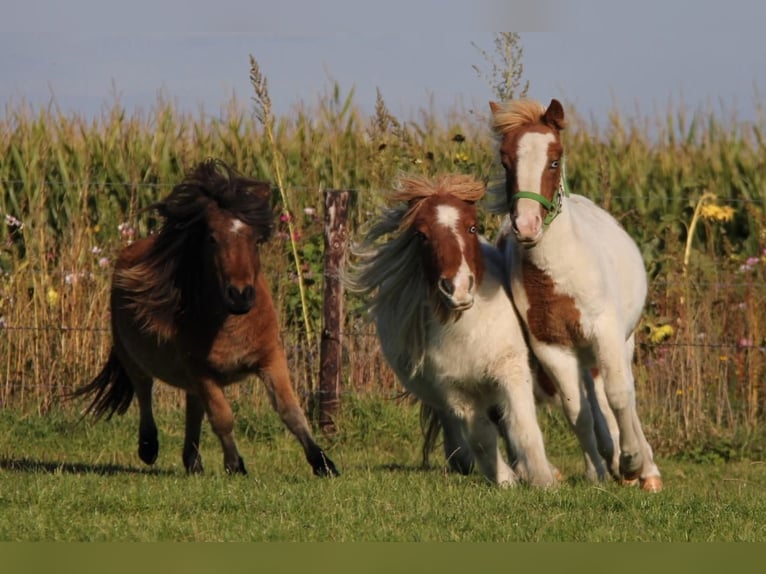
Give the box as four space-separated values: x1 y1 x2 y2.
568 194 647 326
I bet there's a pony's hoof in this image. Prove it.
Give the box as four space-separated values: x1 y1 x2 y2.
184 455 204 475
640 475 663 492
447 452 474 475
225 456 247 475
138 439 159 465
311 451 339 477
619 452 643 481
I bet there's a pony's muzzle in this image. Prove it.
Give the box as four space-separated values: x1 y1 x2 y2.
225 284 256 314
512 198 546 246
438 275 475 311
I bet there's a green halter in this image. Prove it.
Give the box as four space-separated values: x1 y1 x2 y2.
513 160 570 227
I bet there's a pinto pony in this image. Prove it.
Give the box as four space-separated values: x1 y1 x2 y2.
346 174 557 487
71 159 338 477
489 99 662 491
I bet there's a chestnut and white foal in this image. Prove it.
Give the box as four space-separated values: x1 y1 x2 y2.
489 98 662 491
347 174 557 487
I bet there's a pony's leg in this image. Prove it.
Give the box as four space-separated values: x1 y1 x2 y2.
584 368 621 480
439 409 474 475
198 379 246 475
624 335 662 491
593 330 646 481
259 347 339 477
630 409 662 490
123 366 158 466
182 393 205 474
461 405 517 486
495 362 558 487
535 345 608 481
111 343 157 466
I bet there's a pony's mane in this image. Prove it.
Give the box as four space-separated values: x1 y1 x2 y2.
490 99 547 136
345 173 485 377
114 159 273 339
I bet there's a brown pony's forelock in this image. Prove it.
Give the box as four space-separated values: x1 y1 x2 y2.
114 160 273 340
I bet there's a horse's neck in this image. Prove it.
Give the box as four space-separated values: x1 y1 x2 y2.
523 196 577 266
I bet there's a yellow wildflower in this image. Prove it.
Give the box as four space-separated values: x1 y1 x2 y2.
453 152 469 164
47 288 60 307
648 324 674 344
699 203 735 222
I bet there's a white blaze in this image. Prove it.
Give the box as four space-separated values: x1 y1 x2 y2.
514 131 555 239
230 218 245 234
435 204 473 303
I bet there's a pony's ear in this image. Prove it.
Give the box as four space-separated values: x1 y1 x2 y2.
489 101 502 115
542 99 566 131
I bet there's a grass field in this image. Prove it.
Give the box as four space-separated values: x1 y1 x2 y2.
1 397 764 542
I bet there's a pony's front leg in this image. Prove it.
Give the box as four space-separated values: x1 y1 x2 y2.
462 407 517 487
182 393 205 474
496 362 558 487
198 379 246 475
593 331 646 482
258 348 339 477
534 344 608 482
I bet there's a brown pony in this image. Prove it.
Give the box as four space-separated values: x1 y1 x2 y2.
71 159 338 477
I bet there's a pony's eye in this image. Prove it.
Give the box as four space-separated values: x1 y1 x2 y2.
469 225 477 234
550 159 560 169
415 230 428 242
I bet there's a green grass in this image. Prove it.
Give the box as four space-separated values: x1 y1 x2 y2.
1 397 764 541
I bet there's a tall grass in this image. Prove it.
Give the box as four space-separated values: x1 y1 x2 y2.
1 87 764 458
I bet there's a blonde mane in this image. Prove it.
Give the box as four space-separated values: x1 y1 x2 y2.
345 173 485 377
490 99 547 136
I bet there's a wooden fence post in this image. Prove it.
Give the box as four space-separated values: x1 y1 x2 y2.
318 189 350 434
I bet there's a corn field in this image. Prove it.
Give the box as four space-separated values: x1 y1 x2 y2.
1 88 765 459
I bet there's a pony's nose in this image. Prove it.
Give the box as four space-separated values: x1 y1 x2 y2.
438 273 475 311
513 210 543 242
226 284 256 313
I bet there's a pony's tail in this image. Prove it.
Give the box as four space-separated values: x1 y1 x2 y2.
68 349 135 420
419 401 442 468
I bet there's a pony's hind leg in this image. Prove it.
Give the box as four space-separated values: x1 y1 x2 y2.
584 368 621 480
462 405 517 486
121 362 158 466
183 393 205 474
439 409 474 474
198 379 246 475
259 348 338 477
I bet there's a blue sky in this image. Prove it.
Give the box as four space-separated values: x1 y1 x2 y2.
1 0 765 124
